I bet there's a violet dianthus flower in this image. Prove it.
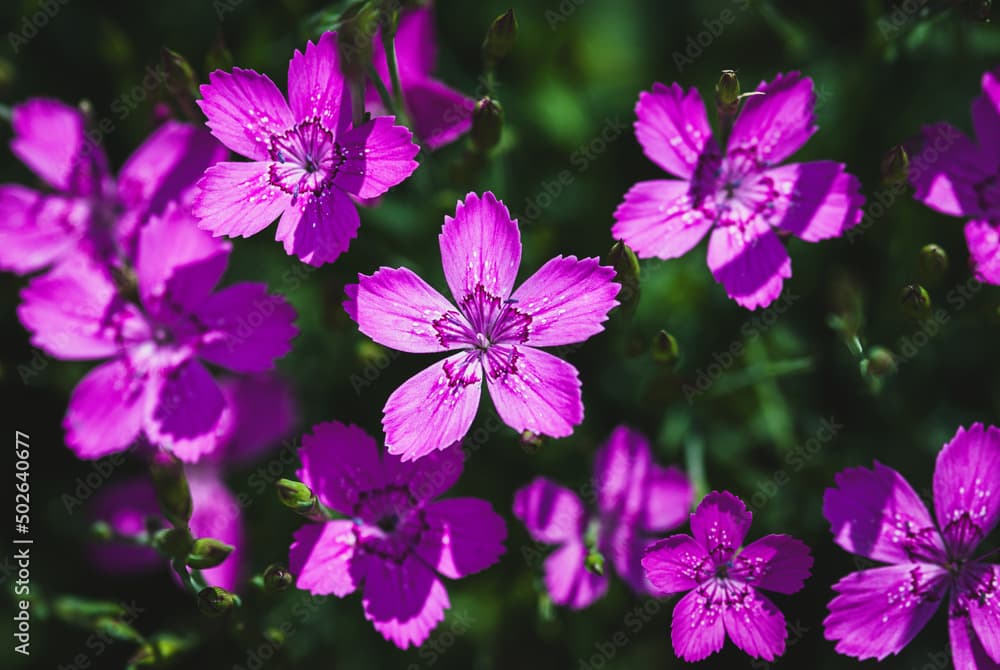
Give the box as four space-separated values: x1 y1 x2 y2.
910 68 1000 285
194 32 420 266
823 423 1000 669
514 425 692 609
613 72 865 309
17 205 297 460
0 98 225 273
289 421 506 649
642 491 813 662
345 191 620 461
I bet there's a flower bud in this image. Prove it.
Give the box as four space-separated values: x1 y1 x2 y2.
716 69 741 107
263 564 294 593
337 4 378 81
149 451 192 527
94 617 144 643
584 549 605 576
482 9 518 65
161 48 199 99
128 632 195 667
520 430 543 455
608 240 641 313
186 538 234 570
863 346 897 378
881 144 909 185
651 330 680 367
899 284 931 320
197 587 239 617
276 479 322 519
471 97 504 153
918 244 948 282
90 521 113 542
152 527 194 559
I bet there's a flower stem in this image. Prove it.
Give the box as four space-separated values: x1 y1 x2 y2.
380 30 407 124
365 62 396 116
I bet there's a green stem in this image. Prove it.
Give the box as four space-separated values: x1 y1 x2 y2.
381 31 407 122
171 560 199 597
365 62 396 116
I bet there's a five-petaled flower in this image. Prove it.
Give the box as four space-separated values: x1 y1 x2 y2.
613 72 865 310
823 423 1000 669
288 421 506 649
642 491 813 662
345 191 620 461
17 205 298 461
194 31 420 266
514 425 692 609
0 98 225 274
910 68 1000 286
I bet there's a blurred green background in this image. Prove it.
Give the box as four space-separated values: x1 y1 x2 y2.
2 0 999 668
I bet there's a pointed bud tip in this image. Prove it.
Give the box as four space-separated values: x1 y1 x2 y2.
471 97 504 152
186 538 234 569
263 564 294 593
197 587 239 617
899 284 932 319
483 9 518 63
918 244 948 281
716 70 741 106
881 145 910 185
651 330 680 366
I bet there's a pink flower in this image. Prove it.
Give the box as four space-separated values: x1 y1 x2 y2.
513 426 692 609
17 205 297 461
0 98 225 273
823 424 1000 669
345 191 620 461
366 5 476 150
910 68 1000 285
193 32 420 266
613 72 865 309
642 491 813 662
288 421 506 649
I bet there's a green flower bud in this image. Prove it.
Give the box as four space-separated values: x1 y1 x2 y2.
276 479 324 520
651 330 680 366
584 549 605 576
337 4 378 80
263 564 294 593
186 538 234 569
197 587 239 617
918 244 948 282
608 241 641 317
716 69 741 107
482 9 518 65
899 284 931 320
90 521 113 542
520 430 543 455
149 451 192 527
881 145 909 186
471 97 504 152
863 346 897 378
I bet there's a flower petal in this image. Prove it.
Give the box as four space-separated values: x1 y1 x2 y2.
728 71 816 164
145 360 227 460
11 98 106 194
642 465 694 533
216 374 296 465
823 461 946 564
823 564 949 661
289 520 361 597
512 477 585 545
189 472 244 591
642 534 712 594
509 255 619 347
298 421 383 513
966 219 1000 286
382 444 465 503
287 32 344 129
634 82 715 180
415 498 506 579
88 477 161 573
197 68 295 160
950 608 1000 670
332 117 419 199
0 186 90 274
544 540 608 610
721 585 788 662
117 121 228 218
64 360 146 459
274 188 360 266
193 161 289 238
196 282 298 373
670 585 726 662
612 179 714 260
440 192 522 302
385 6 436 77
404 78 475 150
910 123 990 217
17 254 146 360
594 425 652 520
730 534 812 594
706 220 791 310
972 69 1000 174
136 201 231 318
382 352 483 461
767 161 865 241
933 423 1000 559
355 267 459 353
484 345 582 439
962 563 1000 665
361 554 449 649
690 491 753 564
600 520 649 594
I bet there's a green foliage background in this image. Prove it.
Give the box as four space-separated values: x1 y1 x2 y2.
1 0 998 668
